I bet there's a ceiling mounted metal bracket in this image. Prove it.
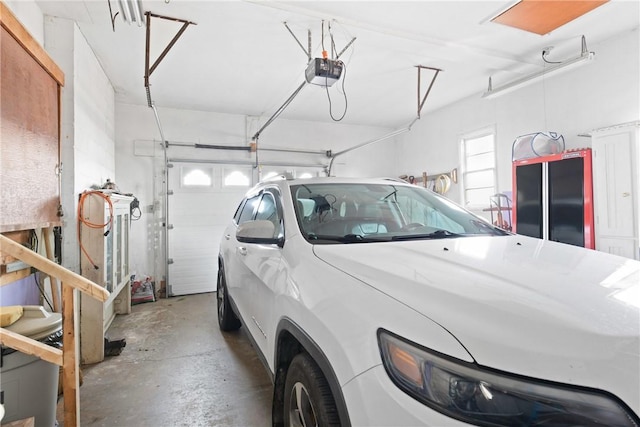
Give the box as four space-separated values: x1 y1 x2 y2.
144 11 197 107
326 65 439 176
416 65 442 119
284 22 312 62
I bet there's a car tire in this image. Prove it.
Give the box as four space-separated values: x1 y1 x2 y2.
217 266 240 331
284 352 340 427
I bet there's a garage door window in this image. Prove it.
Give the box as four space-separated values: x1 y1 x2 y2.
182 167 212 187
262 171 280 181
224 170 250 187
461 127 497 208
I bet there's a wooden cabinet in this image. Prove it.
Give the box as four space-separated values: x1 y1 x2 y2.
79 192 133 364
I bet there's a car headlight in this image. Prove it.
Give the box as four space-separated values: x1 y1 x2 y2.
378 329 639 426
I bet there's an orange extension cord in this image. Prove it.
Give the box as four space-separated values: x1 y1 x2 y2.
77 191 114 269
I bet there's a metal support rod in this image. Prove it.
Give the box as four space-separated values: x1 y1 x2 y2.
159 140 328 156
417 65 441 118
308 29 312 60
333 127 411 159
151 104 167 146
336 37 357 59
284 22 311 61
259 146 330 156
194 143 251 151
252 81 307 141
144 12 195 86
146 11 195 23
327 117 418 176
144 11 151 90
327 64 437 176
149 21 191 76
164 149 172 301
168 158 328 168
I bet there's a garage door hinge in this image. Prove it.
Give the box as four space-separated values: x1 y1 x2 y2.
167 224 174 230
167 189 174 196
167 258 174 265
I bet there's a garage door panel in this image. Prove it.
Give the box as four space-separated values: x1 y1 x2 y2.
170 227 226 254
168 162 251 296
171 214 220 228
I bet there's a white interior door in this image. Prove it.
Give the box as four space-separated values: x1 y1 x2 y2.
592 128 639 259
167 163 252 295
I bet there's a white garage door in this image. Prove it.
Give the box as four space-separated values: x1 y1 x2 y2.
167 163 252 296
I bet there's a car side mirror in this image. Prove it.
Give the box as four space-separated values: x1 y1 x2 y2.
236 220 284 247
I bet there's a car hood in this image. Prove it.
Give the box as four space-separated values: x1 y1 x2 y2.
313 235 640 410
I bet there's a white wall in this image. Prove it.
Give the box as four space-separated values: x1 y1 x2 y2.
396 28 640 207
115 103 397 276
4 0 44 44
45 17 116 272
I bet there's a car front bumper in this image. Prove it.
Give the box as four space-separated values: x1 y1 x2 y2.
341 364 473 426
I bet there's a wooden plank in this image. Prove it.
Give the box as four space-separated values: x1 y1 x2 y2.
1 416 35 427
62 282 80 427
0 327 63 366
0 2 64 85
43 227 61 312
0 234 109 302
0 268 31 287
0 230 31 264
0 221 61 234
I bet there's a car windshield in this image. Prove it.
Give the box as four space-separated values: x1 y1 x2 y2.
291 182 507 243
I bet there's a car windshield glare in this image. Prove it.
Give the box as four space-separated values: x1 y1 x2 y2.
291 183 506 243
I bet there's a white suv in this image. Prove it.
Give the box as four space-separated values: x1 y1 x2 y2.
217 176 639 427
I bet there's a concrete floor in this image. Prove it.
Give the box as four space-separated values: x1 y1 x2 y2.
57 293 272 426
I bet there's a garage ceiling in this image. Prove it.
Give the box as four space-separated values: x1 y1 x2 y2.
36 0 639 129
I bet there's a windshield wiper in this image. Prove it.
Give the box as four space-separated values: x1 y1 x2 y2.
341 234 389 243
392 229 462 241
307 233 387 244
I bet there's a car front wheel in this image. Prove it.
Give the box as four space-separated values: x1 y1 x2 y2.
217 266 240 331
284 353 340 427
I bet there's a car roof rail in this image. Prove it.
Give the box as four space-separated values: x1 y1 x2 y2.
260 172 294 183
383 177 408 184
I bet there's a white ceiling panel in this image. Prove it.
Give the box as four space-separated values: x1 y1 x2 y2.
35 0 639 128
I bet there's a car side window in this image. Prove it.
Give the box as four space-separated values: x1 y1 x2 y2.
237 195 260 225
233 199 246 224
255 192 283 237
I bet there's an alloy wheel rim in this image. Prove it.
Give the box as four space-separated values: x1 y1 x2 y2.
288 382 318 427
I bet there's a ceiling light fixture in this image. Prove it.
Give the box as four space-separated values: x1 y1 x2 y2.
483 35 594 99
118 0 144 26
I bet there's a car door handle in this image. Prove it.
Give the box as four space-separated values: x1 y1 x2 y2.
224 234 231 240
238 247 247 256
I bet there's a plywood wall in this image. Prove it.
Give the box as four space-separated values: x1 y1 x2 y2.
0 3 64 232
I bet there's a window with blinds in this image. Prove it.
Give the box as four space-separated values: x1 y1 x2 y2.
461 128 497 208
